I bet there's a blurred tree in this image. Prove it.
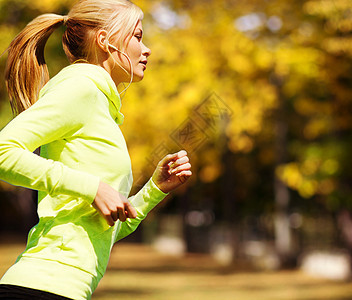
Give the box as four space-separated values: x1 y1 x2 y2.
1 0 352 269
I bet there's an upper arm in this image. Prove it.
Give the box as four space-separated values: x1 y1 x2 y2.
1 75 99 150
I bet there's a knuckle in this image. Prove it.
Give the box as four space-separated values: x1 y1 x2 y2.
116 206 124 212
101 209 110 216
115 203 123 210
116 201 124 208
110 206 117 212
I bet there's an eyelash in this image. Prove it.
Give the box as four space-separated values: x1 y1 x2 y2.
135 35 142 41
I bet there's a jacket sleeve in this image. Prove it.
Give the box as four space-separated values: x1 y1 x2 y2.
115 178 168 242
0 76 101 203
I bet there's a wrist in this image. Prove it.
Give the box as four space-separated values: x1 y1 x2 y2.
150 177 169 194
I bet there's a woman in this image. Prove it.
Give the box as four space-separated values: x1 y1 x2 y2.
0 0 192 299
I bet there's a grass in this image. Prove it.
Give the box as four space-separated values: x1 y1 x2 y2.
1 242 352 300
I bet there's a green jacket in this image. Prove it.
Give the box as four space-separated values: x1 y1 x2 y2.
0 63 167 299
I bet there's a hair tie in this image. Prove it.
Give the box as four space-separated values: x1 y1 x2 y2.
62 15 69 26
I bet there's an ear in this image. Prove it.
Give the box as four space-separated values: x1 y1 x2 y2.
96 29 109 52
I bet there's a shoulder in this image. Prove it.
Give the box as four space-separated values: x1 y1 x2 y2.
34 64 116 117
40 70 98 99
36 68 103 112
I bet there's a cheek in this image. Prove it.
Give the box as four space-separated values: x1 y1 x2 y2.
128 42 142 61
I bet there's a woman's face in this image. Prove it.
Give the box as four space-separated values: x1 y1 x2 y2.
109 20 151 85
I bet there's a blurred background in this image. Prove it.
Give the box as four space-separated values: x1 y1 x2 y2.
1 0 352 299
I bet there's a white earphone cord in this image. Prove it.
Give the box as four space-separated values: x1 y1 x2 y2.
108 43 133 96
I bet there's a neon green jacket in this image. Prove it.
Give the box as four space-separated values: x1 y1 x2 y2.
0 63 167 299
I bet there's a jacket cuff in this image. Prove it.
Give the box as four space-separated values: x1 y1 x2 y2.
129 178 168 217
149 178 169 198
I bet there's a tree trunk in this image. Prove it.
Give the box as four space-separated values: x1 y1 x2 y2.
272 73 294 267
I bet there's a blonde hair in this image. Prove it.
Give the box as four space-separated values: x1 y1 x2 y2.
5 0 143 115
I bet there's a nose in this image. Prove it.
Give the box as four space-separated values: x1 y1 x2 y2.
142 42 151 57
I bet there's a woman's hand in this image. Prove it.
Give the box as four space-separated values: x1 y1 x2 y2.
152 150 192 194
93 181 137 226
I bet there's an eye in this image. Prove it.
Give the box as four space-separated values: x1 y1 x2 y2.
135 35 142 41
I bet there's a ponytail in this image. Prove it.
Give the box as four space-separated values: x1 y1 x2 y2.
5 14 65 115
5 0 143 115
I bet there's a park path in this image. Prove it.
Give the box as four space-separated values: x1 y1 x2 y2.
0 242 351 300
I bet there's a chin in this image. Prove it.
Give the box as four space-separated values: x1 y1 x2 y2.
132 73 145 82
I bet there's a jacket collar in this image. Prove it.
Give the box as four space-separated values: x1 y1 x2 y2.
62 63 124 124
